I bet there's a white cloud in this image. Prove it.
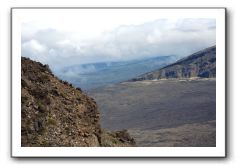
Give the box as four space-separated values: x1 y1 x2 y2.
21 18 216 70
22 39 48 63
22 39 47 53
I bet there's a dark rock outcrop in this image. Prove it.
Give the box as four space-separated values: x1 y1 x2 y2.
100 129 136 147
130 45 216 81
21 57 135 147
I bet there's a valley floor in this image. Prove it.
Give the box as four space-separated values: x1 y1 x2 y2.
88 78 216 147
129 120 216 147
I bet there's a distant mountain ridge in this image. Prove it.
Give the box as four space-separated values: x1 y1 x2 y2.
61 55 177 74
130 45 216 81
56 55 177 90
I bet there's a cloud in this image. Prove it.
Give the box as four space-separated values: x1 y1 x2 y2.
76 18 215 60
21 18 216 70
22 39 47 62
22 39 46 53
174 18 216 32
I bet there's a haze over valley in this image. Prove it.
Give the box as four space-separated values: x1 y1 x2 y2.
56 55 177 90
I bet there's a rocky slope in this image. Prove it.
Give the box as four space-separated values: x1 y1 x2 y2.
130 45 216 81
21 57 135 147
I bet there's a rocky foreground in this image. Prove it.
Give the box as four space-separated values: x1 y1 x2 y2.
21 57 135 147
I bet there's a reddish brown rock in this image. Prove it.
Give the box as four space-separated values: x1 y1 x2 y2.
21 57 135 147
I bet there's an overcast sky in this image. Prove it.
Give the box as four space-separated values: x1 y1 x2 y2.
21 9 216 70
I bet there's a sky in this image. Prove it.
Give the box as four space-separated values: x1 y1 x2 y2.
21 9 216 71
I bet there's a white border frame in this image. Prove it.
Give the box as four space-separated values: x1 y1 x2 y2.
11 8 226 157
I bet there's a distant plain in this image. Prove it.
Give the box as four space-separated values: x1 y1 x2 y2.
88 78 216 146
